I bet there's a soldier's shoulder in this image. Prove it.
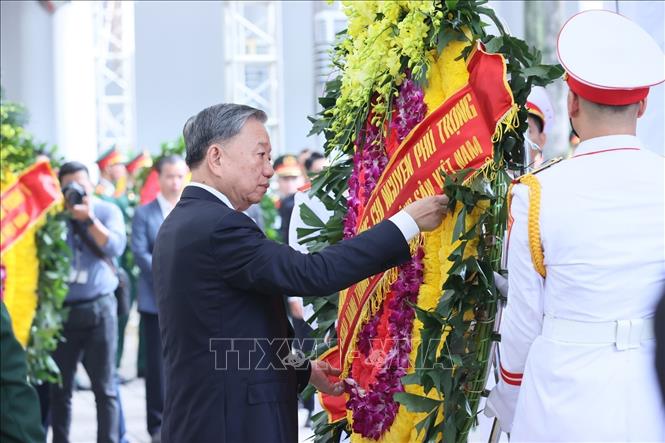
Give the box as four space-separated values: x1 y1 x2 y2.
513 156 565 184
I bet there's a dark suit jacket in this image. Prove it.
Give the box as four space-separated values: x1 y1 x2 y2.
278 193 295 243
153 186 411 443
131 199 163 315
0 302 45 443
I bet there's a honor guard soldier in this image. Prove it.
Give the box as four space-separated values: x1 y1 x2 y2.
525 86 556 169
486 10 665 441
96 147 127 198
126 151 153 181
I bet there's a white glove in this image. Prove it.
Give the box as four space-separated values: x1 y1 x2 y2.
484 385 517 433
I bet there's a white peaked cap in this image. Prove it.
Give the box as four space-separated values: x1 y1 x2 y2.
557 10 665 105
526 86 555 134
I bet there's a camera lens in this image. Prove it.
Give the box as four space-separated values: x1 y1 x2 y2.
62 183 86 206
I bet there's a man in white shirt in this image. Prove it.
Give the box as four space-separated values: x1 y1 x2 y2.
130 155 188 442
486 10 665 441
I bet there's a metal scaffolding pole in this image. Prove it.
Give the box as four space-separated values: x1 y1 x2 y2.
92 0 135 153
224 1 281 152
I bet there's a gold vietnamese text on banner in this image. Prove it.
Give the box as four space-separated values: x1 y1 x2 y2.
334 44 515 379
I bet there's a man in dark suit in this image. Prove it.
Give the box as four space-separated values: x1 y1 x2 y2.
131 155 188 442
153 103 449 443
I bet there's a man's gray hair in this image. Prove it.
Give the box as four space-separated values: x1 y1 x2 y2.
183 103 267 168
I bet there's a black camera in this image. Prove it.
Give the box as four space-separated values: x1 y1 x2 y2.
62 182 87 206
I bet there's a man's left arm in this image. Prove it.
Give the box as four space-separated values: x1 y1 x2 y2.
486 184 545 432
212 212 412 298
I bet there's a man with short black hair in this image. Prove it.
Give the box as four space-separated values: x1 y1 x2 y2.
304 151 327 174
154 103 450 442
131 154 188 442
51 161 126 443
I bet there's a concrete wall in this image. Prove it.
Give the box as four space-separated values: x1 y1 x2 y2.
488 0 525 39
133 1 316 155
3 1 658 159
52 1 98 165
1 1 317 158
280 1 316 154
0 0 55 146
134 1 226 152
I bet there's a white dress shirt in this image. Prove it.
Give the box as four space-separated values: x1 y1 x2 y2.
156 193 176 219
187 182 235 209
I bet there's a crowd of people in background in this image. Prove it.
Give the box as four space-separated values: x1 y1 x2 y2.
0 86 592 442
3 145 328 443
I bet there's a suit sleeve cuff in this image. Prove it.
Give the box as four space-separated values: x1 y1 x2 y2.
296 359 312 393
388 210 420 243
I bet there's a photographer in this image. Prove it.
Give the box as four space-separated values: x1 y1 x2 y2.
50 161 126 443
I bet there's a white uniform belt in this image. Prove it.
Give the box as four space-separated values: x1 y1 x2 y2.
542 315 655 350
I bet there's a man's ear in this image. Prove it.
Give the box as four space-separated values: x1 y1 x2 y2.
567 90 580 118
636 97 648 118
207 144 223 170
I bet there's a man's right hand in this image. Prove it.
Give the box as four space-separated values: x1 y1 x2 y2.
309 360 344 396
68 195 94 223
404 195 450 232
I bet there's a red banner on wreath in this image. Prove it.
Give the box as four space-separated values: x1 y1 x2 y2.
336 44 515 378
1 161 62 254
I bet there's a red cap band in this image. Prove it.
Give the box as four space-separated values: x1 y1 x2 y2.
97 151 124 170
566 75 649 106
526 101 546 129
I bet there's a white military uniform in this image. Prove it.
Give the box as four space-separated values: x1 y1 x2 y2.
487 10 665 442
491 136 665 441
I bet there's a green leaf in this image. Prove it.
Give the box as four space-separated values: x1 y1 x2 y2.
299 203 326 228
296 227 321 238
522 65 560 78
452 206 467 241
416 414 434 434
393 392 441 413
484 36 504 53
437 27 466 55
301 383 316 400
443 420 457 443
445 0 459 9
422 372 435 394
440 367 453 394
